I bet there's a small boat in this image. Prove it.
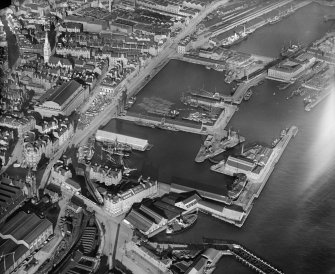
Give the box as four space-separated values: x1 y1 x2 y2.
271 138 279 148
243 89 253 101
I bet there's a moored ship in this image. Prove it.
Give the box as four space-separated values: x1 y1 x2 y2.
155 121 179 131
243 89 253 101
166 212 198 234
147 108 179 118
268 15 281 25
188 88 221 101
280 42 302 57
227 173 247 200
221 25 249 47
195 130 245 163
134 119 155 128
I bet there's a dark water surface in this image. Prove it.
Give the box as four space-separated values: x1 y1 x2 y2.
102 2 335 273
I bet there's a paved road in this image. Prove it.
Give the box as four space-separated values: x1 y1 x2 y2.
66 0 233 148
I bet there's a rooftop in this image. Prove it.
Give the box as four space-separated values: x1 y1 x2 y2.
0 238 29 274
0 211 52 247
125 209 154 233
39 80 82 106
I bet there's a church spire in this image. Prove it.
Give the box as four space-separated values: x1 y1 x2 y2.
44 31 51 63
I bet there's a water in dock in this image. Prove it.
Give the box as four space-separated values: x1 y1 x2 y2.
105 2 335 273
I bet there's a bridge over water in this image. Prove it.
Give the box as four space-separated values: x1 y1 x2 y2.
151 237 284 274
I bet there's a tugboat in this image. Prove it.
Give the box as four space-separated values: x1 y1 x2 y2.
243 89 253 101
227 173 247 200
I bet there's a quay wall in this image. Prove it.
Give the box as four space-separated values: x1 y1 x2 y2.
209 126 298 226
305 90 332 111
117 112 207 135
175 54 226 66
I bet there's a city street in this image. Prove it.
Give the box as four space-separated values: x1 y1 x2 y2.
33 0 240 269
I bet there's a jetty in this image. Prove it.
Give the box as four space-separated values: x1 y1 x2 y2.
305 90 332 111
210 126 298 226
118 112 206 135
151 238 284 274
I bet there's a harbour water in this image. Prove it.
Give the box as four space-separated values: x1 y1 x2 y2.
103 2 335 273
231 1 335 58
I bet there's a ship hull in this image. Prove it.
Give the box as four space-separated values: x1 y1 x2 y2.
166 213 198 235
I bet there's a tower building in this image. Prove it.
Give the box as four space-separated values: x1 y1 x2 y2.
44 31 51 63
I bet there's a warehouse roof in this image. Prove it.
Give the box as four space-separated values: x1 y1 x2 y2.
152 200 184 220
139 204 164 224
0 183 23 205
0 238 29 274
0 211 52 247
125 209 154 233
46 80 81 106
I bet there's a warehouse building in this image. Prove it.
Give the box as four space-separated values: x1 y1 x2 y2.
34 80 89 117
0 212 53 274
0 182 26 224
95 130 150 151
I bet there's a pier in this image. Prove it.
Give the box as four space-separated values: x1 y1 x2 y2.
305 90 332 111
176 53 268 105
117 113 207 135
150 238 284 274
210 126 298 226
